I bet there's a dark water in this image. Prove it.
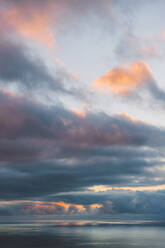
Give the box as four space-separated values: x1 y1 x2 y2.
0 220 165 248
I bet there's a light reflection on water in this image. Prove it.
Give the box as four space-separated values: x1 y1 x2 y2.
0 221 165 248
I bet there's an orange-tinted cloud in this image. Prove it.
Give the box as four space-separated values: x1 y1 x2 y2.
0 200 103 215
55 201 86 212
72 108 86 118
90 203 102 209
120 113 138 123
88 184 165 192
1 2 57 47
23 201 87 215
94 61 152 95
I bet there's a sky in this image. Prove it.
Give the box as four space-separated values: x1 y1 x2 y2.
1 0 165 220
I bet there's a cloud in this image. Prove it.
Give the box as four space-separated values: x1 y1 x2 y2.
88 184 165 193
94 61 152 96
0 0 139 49
72 108 86 118
120 113 138 123
115 29 159 61
1 190 165 218
0 0 165 219
0 90 165 203
147 81 165 105
0 1 89 101
94 61 165 107
0 200 102 216
0 37 57 90
0 0 115 48
1 1 56 47
0 35 86 101
0 156 159 200
49 190 165 218
23 201 86 215
1 90 165 149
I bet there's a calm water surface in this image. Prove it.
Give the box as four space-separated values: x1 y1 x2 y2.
0 221 165 248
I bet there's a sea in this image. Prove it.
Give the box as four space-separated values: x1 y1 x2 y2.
0 219 165 248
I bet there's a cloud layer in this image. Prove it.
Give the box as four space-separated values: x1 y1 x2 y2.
0 0 165 220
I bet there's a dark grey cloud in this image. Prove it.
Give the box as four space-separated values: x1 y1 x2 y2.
0 146 162 202
0 90 164 206
0 38 58 91
136 78 165 108
0 156 157 200
148 80 165 105
0 36 84 98
0 90 165 158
